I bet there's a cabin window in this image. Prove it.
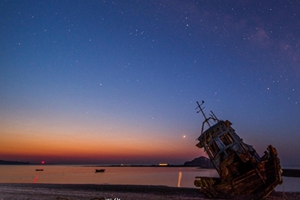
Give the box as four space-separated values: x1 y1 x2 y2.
211 132 217 138
221 125 227 132
206 146 212 156
206 134 212 143
215 128 221 135
209 141 220 155
220 133 234 146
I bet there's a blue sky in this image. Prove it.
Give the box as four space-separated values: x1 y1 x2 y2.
1 0 299 165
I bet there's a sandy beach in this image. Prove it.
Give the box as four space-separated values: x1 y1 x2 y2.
0 183 299 200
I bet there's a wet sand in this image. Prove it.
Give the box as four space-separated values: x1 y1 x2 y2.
0 183 300 200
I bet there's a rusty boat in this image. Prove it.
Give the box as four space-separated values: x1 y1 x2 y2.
194 101 282 199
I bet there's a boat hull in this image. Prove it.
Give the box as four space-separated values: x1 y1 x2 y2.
194 145 282 199
95 169 105 173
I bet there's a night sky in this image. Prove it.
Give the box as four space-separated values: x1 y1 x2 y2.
1 0 299 165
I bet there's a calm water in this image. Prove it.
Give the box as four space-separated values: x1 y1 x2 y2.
0 165 299 192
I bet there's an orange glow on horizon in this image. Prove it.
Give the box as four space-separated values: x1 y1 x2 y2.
0 121 203 164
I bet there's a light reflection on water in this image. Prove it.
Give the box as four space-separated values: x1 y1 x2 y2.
0 165 217 187
0 165 299 192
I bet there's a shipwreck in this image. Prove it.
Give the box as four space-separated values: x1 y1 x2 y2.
194 101 282 199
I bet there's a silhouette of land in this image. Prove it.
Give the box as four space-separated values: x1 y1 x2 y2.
0 160 30 165
282 169 300 177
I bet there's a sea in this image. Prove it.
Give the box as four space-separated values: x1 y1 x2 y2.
0 165 299 192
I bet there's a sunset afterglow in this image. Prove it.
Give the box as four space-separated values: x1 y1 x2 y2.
1 1 300 165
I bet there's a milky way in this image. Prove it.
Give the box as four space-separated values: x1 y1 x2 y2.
0 0 299 165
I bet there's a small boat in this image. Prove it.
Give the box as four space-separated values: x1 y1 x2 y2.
35 169 44 171
194 101 282 199
95 169 105 173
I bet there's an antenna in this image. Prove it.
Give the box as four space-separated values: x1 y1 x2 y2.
196 101 211 127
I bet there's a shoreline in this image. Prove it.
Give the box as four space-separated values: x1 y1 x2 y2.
1 183 300 200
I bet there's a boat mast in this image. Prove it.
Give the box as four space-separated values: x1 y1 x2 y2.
196 101 211 129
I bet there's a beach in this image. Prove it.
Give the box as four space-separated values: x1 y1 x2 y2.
0 166 299 199
1 183 300 200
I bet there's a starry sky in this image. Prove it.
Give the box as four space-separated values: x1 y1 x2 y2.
1 0 299 165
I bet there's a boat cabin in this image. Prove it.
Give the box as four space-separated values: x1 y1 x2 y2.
197 120 261 178
195 101 261 179
194 101 282 199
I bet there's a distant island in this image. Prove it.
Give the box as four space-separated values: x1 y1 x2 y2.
183 156 214 168
0 160 30 165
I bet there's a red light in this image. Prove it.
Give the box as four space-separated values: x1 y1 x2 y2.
41 161 45 164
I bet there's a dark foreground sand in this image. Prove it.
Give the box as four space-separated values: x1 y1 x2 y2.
0 183 299 200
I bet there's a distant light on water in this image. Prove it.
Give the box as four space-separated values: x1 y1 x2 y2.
158 163 168 166
33 161 45 183
33 174 39 183
177 172 182 187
